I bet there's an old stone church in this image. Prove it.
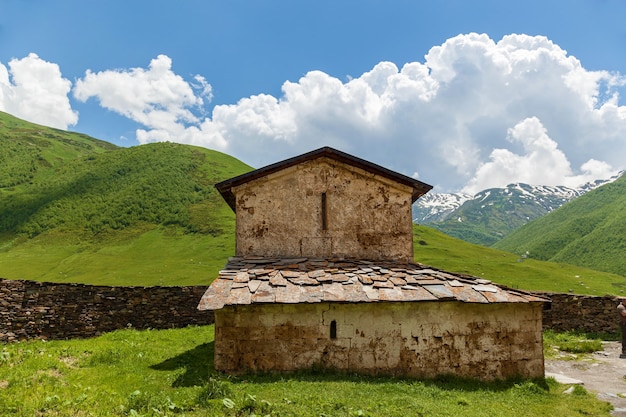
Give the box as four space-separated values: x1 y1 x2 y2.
198 146 547 380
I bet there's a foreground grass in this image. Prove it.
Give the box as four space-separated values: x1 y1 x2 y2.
543 330 616 360
0 326 613 416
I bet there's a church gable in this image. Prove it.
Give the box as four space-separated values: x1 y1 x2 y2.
231 156 417 260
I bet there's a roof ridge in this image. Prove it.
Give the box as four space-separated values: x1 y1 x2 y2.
215 146 433 211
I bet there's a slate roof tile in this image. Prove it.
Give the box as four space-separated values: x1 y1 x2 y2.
358 275 374 285
197 256 550 310
269 272 288 287
248 280 262 293
251 281 275 303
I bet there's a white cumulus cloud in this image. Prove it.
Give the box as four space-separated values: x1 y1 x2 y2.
461 117 616 194
73 54 225 148
0 53 77 129
193 33 624 192
160 33 625 193
11 33 625 193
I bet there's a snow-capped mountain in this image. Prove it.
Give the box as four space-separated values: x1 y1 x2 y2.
413 171 623 246
412 192 473 223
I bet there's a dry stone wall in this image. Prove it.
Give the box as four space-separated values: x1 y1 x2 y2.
0 279 214 342
539 292 623 334
0 278 621 343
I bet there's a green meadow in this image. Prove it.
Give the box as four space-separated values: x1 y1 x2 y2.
2 224 625 296
0 326 613 417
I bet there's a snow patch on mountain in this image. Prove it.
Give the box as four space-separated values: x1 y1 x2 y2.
413 171 623 224
412 192 472 223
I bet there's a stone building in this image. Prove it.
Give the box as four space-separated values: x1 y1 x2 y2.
198 147 548 380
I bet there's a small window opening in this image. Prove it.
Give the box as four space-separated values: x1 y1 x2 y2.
330 320 337 339
321 192 327 230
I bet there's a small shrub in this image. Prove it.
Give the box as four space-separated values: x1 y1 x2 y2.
197 377 232 405
514 381 547 395
543 330 603 356
240 393 273 415
570 385 588 396
124 390 184 416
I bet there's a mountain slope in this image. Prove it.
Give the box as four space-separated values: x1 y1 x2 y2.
493 174 626 276
0 112 252 285
412 192 472 223
413 177 620 246
1 141 248 237
412 224 626 296
425 184 587 245
0 110 118 189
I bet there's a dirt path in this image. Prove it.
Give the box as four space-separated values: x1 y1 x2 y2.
545 341 626 416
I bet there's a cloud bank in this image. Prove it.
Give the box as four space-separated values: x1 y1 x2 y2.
3 33 626 193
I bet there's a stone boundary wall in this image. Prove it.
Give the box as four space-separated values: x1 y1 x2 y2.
0 279 214 342
0 278 621 342
538 292 622 334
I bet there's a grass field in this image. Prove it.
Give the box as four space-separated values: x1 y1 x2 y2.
0 225 234 286
1 224 625 296
0 325 613 417
413 225 626 296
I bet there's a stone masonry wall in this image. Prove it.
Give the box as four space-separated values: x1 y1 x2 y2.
214 301 545 380
233 158 415 261
539 292 623 334
0 279 620 344
0 279 214 342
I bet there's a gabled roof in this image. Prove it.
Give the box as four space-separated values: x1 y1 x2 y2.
215 146 433 211
197 256 549 310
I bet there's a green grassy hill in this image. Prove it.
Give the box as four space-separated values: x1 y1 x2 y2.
0 111 117 189
493 174 626 277
413 225 626 296
0 111 251 285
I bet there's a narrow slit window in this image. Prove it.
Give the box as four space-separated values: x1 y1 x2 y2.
330 320 337 339
321 192 327 230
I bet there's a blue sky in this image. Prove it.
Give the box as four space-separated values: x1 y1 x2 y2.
1 0 626 193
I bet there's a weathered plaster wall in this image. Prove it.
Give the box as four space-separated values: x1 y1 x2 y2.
214 301 545 380
232 158 415 261
0 279 213 342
